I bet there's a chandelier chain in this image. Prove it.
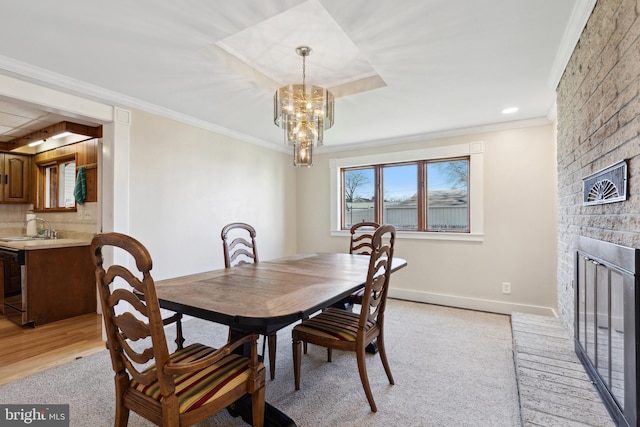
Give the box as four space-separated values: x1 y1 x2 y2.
302 54 306 90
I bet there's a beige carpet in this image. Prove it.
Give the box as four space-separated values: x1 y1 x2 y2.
0 299 521 426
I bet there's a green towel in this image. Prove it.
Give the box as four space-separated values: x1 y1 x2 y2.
74 166 86 205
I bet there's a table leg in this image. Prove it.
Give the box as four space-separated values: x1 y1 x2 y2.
228 394 297 427
365 340 378 354
228 327 297 427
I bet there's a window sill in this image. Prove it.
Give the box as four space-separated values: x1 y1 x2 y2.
330 230 484 242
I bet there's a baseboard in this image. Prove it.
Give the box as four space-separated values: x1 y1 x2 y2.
389 288 557 317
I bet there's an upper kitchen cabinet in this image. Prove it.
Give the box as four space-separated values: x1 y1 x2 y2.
0 153 30 203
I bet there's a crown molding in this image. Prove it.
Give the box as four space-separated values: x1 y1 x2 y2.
547 0 596 90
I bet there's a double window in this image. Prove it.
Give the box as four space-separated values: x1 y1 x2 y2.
342 158 469 232
331 142 483 240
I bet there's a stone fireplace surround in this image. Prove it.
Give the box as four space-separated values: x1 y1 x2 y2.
556 0 640 424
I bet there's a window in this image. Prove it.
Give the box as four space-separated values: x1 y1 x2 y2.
36 155 77 211
343 167 375 226
382 163 419 230
331 142 483 241
426 159 468 231
341 158 468 232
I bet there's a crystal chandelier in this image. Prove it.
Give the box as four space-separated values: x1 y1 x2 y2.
274 46 334 167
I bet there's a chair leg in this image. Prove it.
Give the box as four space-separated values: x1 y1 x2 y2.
162 313 184 350
356 346 377 412
251 381 266 427
293 338 302 390
268 333 277 380
377 333 395 385
302 316 309 354
174 316 184 350
327 348 332 362
114 374 130 427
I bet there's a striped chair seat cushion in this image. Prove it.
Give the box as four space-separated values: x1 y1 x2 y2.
294 308 375 342
350 287 365 300
130 343 259 413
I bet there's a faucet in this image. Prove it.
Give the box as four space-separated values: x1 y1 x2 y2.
25 217 53 239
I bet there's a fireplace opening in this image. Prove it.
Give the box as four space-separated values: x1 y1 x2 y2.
574 236 639 427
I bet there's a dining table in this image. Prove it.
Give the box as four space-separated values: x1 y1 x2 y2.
154 252 407 427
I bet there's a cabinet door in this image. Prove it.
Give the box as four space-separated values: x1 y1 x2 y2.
0 257 4 314
1 154 30 203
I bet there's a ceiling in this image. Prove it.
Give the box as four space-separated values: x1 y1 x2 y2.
0 0 594 152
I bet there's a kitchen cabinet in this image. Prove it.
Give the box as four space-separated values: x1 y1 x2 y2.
0 257 3 314
2 243 95 326
0 153 30 203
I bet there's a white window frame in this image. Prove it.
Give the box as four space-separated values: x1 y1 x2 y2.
330 141 484 241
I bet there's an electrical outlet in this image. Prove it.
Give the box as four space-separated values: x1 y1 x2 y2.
502 282 511 294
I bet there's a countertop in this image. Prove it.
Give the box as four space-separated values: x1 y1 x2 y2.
0 238 91 251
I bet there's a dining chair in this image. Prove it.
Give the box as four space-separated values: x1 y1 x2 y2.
221 222 277 381
292 224 396 412
221 222 258 267
347 221 380 306
92 232 265 427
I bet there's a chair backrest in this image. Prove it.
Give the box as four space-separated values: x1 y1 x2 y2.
349 222 380 255
91 232 174 394
359 224 396 327
221 222 258 268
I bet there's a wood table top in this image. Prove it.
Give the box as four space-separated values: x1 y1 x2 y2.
155 253 407 334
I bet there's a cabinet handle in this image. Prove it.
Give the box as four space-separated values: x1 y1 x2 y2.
4 175 7 185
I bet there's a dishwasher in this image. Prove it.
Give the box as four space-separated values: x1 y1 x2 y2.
1 247 26 325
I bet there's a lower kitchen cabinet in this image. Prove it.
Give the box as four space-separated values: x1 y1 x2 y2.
3 245 96 326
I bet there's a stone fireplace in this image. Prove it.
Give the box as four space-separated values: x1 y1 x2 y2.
555 0 640 425
574 236 639 426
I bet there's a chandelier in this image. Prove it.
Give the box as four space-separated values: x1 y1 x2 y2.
274 46 334 167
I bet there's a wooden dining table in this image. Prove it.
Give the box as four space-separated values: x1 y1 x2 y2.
154 252 407 427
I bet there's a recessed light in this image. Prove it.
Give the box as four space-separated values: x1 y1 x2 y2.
501 107 519 114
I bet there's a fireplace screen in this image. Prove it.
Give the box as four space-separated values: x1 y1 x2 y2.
575 236 638 427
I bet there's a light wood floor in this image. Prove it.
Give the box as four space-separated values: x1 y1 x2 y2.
0 313 104 386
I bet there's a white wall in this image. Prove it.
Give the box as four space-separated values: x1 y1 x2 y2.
127 109 297 279
296 123 559 316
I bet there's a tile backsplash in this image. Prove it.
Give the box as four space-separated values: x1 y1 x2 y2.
0 203 98 239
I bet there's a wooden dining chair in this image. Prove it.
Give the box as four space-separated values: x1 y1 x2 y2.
292 224 396 412
221 222 258 267
92 232 265 427
347 221 380 306
221 222 278 381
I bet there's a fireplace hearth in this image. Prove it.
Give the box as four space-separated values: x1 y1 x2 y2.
574 236 639 427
